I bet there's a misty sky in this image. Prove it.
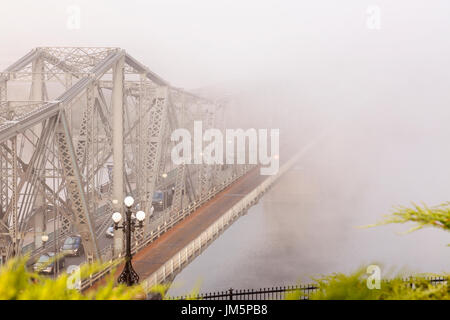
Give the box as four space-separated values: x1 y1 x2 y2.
3 1 450 165
2 0 450 91
3 0 450 181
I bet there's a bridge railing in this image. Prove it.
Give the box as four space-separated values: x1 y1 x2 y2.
78 244 116 290
81 154 301 291
131 165 255 255
141 153 305 289
24 229 72 266
80 165 254 291
141 167 279 290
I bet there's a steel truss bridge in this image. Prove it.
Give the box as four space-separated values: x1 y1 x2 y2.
0 47 253 265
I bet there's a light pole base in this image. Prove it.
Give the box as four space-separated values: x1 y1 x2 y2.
117 259 139 286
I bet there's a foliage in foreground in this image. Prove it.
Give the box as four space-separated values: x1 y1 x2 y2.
286 201 450 300
0 256 149 300
303 200 450 300
307 268 448 300
284 268 449 300
365 201 450 240
0 255 200 300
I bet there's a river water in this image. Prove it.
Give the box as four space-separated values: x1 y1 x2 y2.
167 112 450 296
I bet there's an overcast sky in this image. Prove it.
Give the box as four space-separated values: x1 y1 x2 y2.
2 1 450 138
1 0 449 90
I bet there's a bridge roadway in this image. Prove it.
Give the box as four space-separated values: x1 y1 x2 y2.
87 164 269 291
131 164 267 282
84 147 303 293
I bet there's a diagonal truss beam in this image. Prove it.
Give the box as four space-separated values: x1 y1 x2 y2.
55 111 100 262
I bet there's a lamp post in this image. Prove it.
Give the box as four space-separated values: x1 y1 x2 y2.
112 196 146 286
41 233 49 248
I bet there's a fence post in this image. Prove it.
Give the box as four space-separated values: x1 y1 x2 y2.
229 288 233 300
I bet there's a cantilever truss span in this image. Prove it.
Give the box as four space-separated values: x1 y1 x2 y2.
0 47 245 264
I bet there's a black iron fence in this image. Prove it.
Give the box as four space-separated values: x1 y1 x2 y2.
169 276 448 300
170 284 319 300
401 276 447 288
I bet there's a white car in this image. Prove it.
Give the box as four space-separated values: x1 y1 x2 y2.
106 226 114 238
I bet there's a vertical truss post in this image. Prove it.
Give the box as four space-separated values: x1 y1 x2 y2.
141 86 168 239
112 55 125 257
199 109 215 198
136 74 145 208
0 79 6 102
0 142 12 259
65 73 73 127
10 137 18 256
214 103 226 185
87 84 97 235
0 144 8 222
172 163 185 215
75 85 95 168
75 84 98 238
31 52 47 252
31 51 44 102
34 185 45 249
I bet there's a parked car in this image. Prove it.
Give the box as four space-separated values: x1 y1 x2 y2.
33 252 65 274
106 225 114 238
61 235 84 257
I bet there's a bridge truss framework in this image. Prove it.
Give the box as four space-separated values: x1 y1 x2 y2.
0 47 249 264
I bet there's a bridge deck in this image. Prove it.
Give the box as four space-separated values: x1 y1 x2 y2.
131 166 267 281
88 166 268 292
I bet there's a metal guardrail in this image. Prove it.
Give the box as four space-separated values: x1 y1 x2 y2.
24 229 71 266
23 199 112 263
79 244 116 289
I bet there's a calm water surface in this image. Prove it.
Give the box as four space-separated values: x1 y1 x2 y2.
168 115 450 296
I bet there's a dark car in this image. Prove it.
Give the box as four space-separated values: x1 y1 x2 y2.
152 190 165 211
152 189 174 211
61 235 84 257
33 252 65 275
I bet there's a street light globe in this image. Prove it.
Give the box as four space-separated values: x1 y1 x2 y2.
136 210 146 222
41 234 49 243
124 196 134 207
112 211 122 223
